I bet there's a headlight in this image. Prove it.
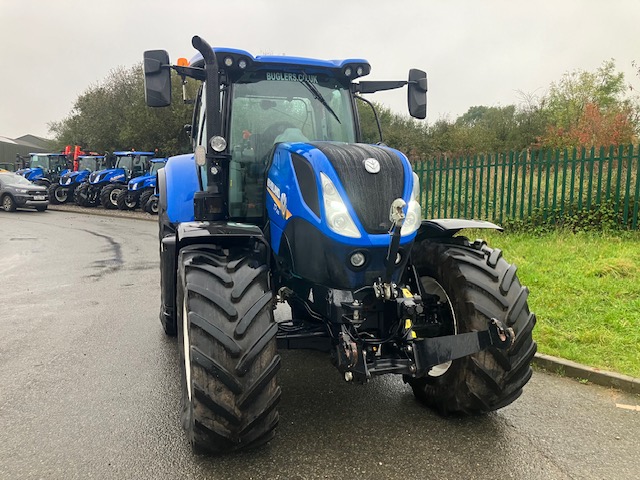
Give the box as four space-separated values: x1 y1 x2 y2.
401 171 422 236
131 183 138 190
321 173 360 238
16 188 28 193
210 135 227 152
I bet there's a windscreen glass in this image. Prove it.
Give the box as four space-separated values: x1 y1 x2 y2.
227 71 355 218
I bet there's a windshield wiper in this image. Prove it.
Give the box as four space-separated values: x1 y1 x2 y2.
301 79 341 124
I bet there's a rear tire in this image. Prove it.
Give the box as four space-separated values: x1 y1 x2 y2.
407 238 536 414
177 245 280 453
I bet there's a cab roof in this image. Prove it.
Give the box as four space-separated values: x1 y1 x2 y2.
188 47 371 79
113 151 155 156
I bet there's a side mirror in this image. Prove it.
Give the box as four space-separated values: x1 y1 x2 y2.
143 50 172 107
408 69 427 119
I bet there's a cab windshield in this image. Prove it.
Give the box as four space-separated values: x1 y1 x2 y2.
150 161 165 175
79 157 101 171
228 72 356 218
114 155 149 177
29 155 50 169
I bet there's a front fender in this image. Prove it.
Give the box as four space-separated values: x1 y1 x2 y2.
163 154 199 224
416 219 503 241
159 220 267 336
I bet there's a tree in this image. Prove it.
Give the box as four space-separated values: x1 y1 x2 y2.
540 60 638 148
49 65 195 156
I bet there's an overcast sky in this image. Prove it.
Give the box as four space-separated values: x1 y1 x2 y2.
1 0 639 141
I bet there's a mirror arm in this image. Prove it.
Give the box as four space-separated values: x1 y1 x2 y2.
171 65 206 81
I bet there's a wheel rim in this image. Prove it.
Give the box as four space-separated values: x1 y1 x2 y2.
182 294 192 401
126 195 136 208
420 276 458 377
3 196 11 210
55 188 68 202
150 200 158 214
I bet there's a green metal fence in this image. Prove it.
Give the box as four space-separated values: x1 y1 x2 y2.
413 145 640 229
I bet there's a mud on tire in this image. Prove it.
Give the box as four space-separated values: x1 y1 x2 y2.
407 237 537 415
177 244 280 453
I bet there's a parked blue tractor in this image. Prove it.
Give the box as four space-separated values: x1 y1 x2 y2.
49 155 107 204
143 37 536 453
74 151 155 208
116 157 167 211
16 153 70 187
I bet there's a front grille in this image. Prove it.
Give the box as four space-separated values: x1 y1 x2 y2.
311 142 405 234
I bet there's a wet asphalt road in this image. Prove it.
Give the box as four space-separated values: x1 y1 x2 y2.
1 209 639 480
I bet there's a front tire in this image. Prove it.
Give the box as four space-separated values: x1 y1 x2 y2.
101 184 123 209
139 190 154 212
177 245 280 453
116 189 138 210
146 196 159 214
48 184 63 204
407 238 536 414
74 183 91 207
2 194 16 212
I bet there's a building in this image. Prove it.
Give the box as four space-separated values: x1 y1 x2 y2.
0 134 55 168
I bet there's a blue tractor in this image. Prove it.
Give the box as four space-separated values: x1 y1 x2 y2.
116 157 167 210
74 151 155 208
16 153 70 188
143 37 536 453
49 155 106 204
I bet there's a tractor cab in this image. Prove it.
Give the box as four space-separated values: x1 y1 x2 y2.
17 153 70 185
77 155 107 172
111 151 155 179
144 42 426 224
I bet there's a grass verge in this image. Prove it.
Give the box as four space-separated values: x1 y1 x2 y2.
468 229 640 378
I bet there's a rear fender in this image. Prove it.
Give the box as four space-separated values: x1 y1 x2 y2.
416 219 503 241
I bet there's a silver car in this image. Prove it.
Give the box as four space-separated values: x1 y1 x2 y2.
0 172 49 212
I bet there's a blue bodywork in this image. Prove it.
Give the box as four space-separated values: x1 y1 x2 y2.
127 158 167 192
163 141 417 288
89 151 155 187
265 142 416 254
17 153 69 183
163 154 199 223
60 169 91 187
189 48 370 77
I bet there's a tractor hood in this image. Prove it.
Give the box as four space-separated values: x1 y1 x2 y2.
89 168 126 184
128 173 155 191
267 141 417 239
60 170 89 186
17 167 43 181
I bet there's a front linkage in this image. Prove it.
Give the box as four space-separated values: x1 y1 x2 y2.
279 275 514 384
